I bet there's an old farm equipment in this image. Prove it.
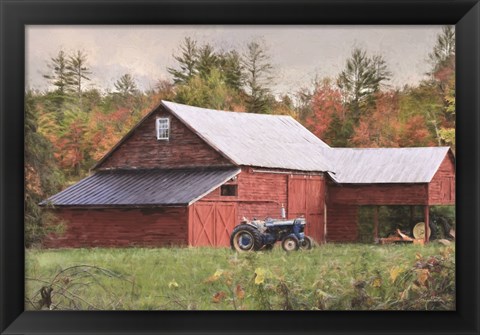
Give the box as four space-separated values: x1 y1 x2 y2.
230 217 314 252
378 213 455 245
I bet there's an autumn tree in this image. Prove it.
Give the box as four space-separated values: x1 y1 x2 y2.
352 91 399 147
153 79 176 101
174 68 241 111
294 86 315 121
305 79 346 144
270 95 296 116
54 109 90 176
25 91 65 246
242 40 274 113
429 26 456 149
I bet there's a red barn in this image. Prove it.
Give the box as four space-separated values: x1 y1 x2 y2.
40 101 455 247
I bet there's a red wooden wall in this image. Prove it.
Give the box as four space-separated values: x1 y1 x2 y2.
428 154 456 205
97 106 232 170
328 183 429 205
195 168 326 244
326 204 358 242
44 207 188 248
199 167 289 222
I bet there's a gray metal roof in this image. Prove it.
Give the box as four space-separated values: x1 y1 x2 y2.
327 147 452 184
162 101 333 172
40 168 240 207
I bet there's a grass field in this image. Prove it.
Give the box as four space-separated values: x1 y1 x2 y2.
25 243 455 311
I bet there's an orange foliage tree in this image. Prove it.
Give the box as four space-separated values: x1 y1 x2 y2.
305 79 345 144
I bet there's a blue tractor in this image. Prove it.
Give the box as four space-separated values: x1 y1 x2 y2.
230 217 314 252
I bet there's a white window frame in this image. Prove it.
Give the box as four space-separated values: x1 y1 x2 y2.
156 117 170 140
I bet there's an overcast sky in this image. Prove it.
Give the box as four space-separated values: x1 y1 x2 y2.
26 25 446 96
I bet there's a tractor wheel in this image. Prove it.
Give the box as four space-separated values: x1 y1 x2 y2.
230 224 263 252
281 235 300 252
300 236 314 250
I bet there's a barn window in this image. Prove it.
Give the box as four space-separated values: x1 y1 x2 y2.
221 184 237 196
156 118 170 140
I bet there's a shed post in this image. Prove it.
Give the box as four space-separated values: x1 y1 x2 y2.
373 206 379 242
424 205 430 243
323 202 328 243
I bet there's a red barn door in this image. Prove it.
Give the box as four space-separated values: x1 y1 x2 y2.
214 203 237 246
191 202 237 247
288 175 325 243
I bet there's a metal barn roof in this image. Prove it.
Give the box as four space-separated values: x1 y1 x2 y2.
328 147 451 184
40 168 240 207
162 101 333 172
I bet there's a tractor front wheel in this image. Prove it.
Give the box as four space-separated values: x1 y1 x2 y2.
281 235 299 252
230 224 263 252
300 236 314 250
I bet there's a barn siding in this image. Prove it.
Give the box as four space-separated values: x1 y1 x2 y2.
198 168 326 243
200 168 289 222
326 204 358 242
328 183 429 205
44 207 188 248
97 106 232 170
428 155 456 205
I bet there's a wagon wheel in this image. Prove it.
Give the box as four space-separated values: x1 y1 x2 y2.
412 222 431 240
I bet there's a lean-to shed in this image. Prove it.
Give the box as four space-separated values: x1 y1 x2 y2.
326 147 455 242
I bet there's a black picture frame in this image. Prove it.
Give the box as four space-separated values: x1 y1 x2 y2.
1 0 479 334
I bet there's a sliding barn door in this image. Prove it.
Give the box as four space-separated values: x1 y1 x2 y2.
288 175 325 243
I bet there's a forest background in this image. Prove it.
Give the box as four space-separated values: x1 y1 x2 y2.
25 26 455 246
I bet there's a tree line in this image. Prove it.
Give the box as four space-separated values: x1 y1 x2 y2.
25 27 455 246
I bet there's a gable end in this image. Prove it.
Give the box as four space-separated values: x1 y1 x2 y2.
94 104 234 170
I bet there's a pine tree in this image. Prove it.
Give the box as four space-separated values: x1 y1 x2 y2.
167 37 199 84
43 50 73 95
114 74 138 97
196 44 219 79
66 50 92 107
219 50 244 91
429 26 455 73
337 48 391 122
43 50 74 117
242 41 274 113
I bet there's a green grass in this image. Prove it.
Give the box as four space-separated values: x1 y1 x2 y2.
25 243 455 311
